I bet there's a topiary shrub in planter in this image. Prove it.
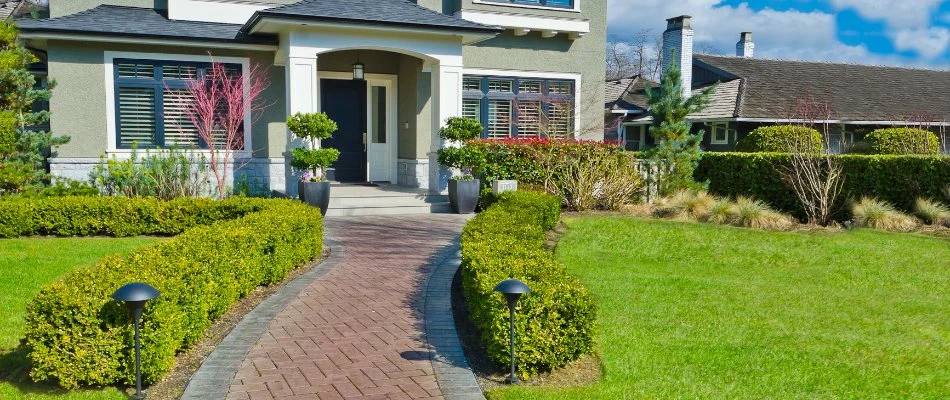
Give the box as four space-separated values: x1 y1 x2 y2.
865 127 939 155
437 117 484 214
460 191 596 378
735 125 823 153
289 112 340 215
16 197 323 389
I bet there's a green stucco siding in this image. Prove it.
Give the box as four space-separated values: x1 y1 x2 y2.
460 0 607 139
46 41 286 159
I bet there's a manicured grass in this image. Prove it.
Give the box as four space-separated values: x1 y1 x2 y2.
0 237 161 400
489 217 950 399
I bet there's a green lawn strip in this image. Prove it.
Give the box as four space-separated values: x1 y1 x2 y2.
489 217 950 399
0 237 161 400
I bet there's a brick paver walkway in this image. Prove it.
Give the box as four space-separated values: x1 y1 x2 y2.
226 215 469 400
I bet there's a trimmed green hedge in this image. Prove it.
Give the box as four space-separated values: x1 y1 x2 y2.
735 125 823 153
13 197 323 389
0 196 265 238
865 128 939 155
460 191 595 377
695 152 950 215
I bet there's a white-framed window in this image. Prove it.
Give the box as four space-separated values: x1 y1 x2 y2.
711 122 734 145
105 52 251 153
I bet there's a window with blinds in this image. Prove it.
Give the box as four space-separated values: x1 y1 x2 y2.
113 59 242 149
462 75 575 139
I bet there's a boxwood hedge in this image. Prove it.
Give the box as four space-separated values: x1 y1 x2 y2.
865 127 940 155
695 152 950 216
7 197 323 389
460 191 595 377
735 125 824 153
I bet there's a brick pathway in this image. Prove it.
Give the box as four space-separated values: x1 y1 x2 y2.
225 215 470 400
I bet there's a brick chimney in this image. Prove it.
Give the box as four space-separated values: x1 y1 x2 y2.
736 32 754 58
662 15 693 98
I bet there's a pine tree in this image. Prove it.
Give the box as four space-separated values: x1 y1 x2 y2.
0 21 68 194
645 52 715 195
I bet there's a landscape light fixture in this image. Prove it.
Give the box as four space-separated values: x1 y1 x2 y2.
112 282 160 400
353 50 365 81
493 278 531 384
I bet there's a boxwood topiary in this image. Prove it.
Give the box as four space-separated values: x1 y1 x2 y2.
15 198 323 389
460 191 595 378
735 125 823 153
865 127 939 155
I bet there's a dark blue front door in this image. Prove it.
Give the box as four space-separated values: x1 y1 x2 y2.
321 79 367 183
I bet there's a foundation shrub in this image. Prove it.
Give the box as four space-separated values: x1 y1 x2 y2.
460 191 595 377
735 125 823 153
865 128 939 155
695 152 950 216
18 198 323 388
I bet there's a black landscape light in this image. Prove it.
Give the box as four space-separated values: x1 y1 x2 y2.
112 283 159 400
493 279 530 384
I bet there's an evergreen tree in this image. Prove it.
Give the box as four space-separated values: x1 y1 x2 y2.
0 21 68 194
645 52 716 195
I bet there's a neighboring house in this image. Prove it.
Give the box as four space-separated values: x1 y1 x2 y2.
608 16 950 154
17 0 606 195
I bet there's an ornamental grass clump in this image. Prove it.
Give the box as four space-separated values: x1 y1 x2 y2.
914 198 950 227
705 199 735 225
653 189 716 220
730 196 796 230
851 197 918 232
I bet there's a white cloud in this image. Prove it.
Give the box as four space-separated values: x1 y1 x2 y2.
606 0 948 68
893 27 950 58
829 0 944 29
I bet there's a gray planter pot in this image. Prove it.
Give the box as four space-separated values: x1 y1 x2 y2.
300 181 331 216
449 179 480 214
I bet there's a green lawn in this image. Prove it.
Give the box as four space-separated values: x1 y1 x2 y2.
0 237 161 400
490 217 950 400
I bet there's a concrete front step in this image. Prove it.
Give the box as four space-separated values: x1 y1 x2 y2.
325 184 454 216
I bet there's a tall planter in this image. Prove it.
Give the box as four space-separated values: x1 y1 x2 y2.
301 181 331 216
449 179 480 214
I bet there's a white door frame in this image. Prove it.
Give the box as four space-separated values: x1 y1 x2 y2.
317 71 399 183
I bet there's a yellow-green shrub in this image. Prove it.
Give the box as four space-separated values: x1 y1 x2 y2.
865 128 939 155
21 198 323 388
460 191 595 377
735 125 823 153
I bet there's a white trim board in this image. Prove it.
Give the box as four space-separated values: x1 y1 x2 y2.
462 67 583 136
22 33 277 51
104 51 253 155
458 9 589 39
168 0 272 25
471 0 581 13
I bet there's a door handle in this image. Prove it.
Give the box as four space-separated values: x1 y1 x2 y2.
363 132 367 152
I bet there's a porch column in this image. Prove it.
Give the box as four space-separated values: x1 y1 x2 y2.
285 55 318 195
428 63 463 194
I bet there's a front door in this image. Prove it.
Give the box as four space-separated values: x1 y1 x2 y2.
321 79 367 183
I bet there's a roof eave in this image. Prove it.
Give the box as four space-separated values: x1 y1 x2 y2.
18 28 279 50
242 11 502 38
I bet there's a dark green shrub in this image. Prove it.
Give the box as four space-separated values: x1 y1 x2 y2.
21 198 323 388
865 128 939 155
735 125 823 153
460 191 595 377
695 152 950 216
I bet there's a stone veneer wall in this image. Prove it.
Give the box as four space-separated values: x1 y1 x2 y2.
397 159 429 189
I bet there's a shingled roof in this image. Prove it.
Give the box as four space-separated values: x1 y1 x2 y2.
16 5 277 45
611 55 950 123
606 75 740 121
243 0 499 34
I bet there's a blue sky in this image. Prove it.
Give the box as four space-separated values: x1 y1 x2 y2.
607 0 950 69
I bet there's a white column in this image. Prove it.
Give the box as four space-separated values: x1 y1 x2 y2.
428 63 463 194
285 55 318 196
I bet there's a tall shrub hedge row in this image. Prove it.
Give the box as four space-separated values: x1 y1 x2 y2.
460 191 595 377
9 197 324 389
695 152 950 215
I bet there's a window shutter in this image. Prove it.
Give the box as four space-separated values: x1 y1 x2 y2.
517 101 541 138
117 87 157 147
162 88 200 147
463 99 481 121
547 102 572 139
488 99 512 139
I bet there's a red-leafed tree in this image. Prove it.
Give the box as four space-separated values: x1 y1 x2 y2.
182 61 271 198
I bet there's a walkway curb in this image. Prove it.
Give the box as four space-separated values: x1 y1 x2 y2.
424 241 486 400
180 237 345 400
